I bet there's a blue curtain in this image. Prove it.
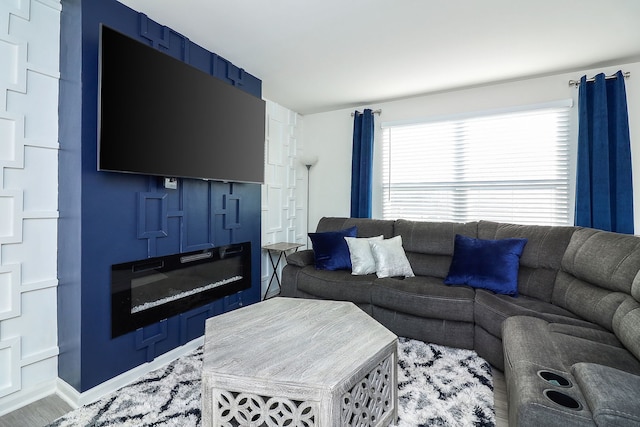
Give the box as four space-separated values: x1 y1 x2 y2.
575 70 633 233
351 109 375 218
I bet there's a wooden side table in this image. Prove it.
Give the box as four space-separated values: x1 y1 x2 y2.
262 242 303 299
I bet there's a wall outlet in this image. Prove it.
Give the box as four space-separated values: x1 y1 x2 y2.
164 177 178 190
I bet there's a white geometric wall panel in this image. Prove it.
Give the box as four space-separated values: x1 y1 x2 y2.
267 185 284 231
0 264 20 322
2 218 58 285
0 112 23 171
0 190 22 244
261 101 306 298
0 337 20 397
0 0 61 416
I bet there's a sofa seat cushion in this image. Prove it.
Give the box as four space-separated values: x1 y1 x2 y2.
475 289 598 338
572 363 640 427
295 266 375 304
547 323 623 349
371 276 474 322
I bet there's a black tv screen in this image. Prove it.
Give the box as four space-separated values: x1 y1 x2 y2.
98 25 266 184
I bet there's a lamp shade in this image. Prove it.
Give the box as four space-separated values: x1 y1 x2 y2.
299 155 318 168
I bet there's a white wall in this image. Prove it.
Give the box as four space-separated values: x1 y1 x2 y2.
0 0 61 415
261 101 306 298
303 61 640 233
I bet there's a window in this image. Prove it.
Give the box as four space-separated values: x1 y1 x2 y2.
381 101 572 225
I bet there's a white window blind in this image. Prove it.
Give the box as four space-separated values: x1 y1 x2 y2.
381 102 572 225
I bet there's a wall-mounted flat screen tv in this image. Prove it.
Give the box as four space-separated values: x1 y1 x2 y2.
98 25 266 184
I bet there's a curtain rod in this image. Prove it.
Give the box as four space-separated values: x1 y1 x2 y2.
351 109 382 117
568 71 630 87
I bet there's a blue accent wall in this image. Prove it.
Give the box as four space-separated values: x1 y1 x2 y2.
58 0 262 392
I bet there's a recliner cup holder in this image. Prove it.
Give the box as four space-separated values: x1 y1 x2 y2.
538 370 572 387
544 389 581 410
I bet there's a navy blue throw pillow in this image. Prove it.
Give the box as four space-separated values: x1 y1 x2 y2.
444 234 528 296
308 226 358 270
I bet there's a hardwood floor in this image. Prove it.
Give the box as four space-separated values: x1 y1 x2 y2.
0 395 72 427
493 367 510 427
0 368 509 426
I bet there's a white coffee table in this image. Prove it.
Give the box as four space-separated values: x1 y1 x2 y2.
201 297 398 427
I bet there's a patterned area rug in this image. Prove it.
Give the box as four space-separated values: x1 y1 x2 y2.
395 338 494 426
49 337 494 426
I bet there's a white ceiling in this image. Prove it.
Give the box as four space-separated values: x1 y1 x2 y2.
117 0 640 115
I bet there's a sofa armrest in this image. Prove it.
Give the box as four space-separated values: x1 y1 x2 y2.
286 249 315 267
572 362 640 425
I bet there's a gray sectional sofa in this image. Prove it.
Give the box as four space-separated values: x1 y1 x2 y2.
280 217 640 426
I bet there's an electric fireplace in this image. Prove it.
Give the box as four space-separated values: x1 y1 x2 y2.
111 242 251 338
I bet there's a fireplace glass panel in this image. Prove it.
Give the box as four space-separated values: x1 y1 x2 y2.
111 242 251 337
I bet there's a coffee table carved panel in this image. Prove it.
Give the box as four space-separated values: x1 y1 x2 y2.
341 354 394 426
213 390 316 426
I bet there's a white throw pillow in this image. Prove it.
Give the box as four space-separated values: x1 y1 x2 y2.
344 235 384 275
370 235 415 278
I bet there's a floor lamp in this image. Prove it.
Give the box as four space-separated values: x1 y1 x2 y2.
300 155 318 248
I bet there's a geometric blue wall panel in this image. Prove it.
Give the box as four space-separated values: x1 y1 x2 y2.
182 179 213 252
135 183 253 255
226 63 246 87
138 14 172 51
218 193 242 230
135 320 169 363
137 192 168 239
223 292 244 312
57 0 263 393
179 305 215 346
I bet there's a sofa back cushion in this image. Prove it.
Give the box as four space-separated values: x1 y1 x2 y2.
553 271 629 331
612 296 640 360
611 246 640 359
478 221 576 302
560 228 640 294
553 227 640 332
394 219 478 278
316 217 395 238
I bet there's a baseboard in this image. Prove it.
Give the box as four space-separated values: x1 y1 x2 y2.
55 336 204 408
0 378 58 417
54 378 81 410
264 288 281 300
